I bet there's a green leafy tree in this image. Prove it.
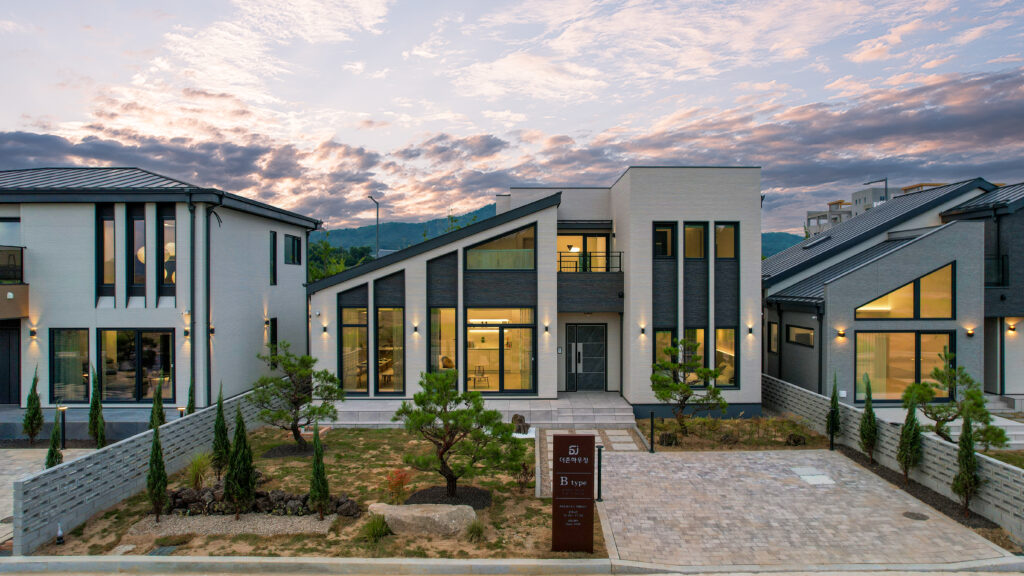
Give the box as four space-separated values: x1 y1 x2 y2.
250 341 343 449
308 237 348 282
147 427 168 522
22 366 43 444
394 370 516 497
45 408 63 468
951 414 981 517
650 337 726 435
897 403 923 485
224 406 256 519
88 365 105 448
903 349 1006 448
186 377 196 415
858 374 878 464
826 375 841 450
309 422 330 520
149 380 166 430
212 385 231 481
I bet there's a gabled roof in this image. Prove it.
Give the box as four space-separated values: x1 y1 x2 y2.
941 182 1024 217
307 192 561 294
0 167 320 229
763 178 995 288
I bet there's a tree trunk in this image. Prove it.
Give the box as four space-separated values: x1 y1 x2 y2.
155 507 160 523
440 457 458 497
291 422 307 449
318 506 324 521
903 469 909 486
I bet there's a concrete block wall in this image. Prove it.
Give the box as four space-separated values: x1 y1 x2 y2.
12 392 261 555
763 374 1024 545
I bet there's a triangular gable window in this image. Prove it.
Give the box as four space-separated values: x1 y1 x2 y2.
855 263 954 320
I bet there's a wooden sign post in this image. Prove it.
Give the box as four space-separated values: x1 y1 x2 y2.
551 434 595 553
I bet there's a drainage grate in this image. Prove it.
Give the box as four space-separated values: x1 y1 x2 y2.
147 545 177 556
903 511 929 521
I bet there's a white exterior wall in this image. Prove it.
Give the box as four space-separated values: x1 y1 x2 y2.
1005 317 1024 395
505 188 611 220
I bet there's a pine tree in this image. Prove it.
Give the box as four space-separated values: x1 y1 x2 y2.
224 406 255 519
211 385 231 481
149 380 166 430
22 366 43 444
858 375 878 464
45 408 63 469
186 377 196 415
825 374 841 450
309 422 330 520
951 414 981 517
88 364 105 448
897 403 923 485
147 427 168 522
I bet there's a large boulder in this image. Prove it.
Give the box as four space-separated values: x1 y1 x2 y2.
368 503 475 538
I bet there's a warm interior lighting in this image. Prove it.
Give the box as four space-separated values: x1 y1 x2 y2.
568 244 580 253
136 246 145 265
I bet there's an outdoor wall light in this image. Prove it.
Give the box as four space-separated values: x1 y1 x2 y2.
177 407 186 418
264 319 270 327
545 325 549 333
209 326 215 335
1010 324 1017 333
747 326 753 335
316 310 322 317
183 329 190 337
29 328 37 338
322 325 328 333
836 329 846 338
413 325 419 333
966 328 975 337
640 327 646 335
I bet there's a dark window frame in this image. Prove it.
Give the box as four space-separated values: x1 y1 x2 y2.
683 222 707 260
556 232 612 272
653 327 677 364
284 234 302 265
768 321 779 354
713 326 740 388
96 203 115 299
786 325 815 348
269 231 277 285
338 306 369 396
374 306 405 396
462 306 538 394
48 328 90 404
96 327 176 404
715 222 738 260
853 329 956 404
653 222 677 259
156 203 176 298
854 262 956 321
463 223 538 271
126 204 146 298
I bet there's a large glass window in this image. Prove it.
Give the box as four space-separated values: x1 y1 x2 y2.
786 325 815 347
653 223 675 258
715 328 736 386
920 265 953 318
684 224 706 259
127 205 146 295
466 308 535 393
269 231 277 285
285 234 302 265
557 233 610 272
684 327 706 384
654 329 675 363
376 308 404 394
430 308 457 372
0 217 20 246
97 204 115 296
856 263 954 319
51 329 89 403
100 329 174 402
855 332 951 401
340 307 368 393
158 205 175 296
466 226 535 270
715 224 736 259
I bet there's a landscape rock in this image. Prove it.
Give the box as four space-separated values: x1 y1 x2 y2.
367 503 476 537
165 482 358 518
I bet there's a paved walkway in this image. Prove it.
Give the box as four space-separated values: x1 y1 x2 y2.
598 449 1012 569
0 448 92 543
537 427 645 498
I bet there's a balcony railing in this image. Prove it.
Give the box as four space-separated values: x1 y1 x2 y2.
0 246 23 284
558 251 622 273
985 255 1008 287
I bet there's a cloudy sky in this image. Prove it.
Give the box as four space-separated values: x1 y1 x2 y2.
1 0 1022 232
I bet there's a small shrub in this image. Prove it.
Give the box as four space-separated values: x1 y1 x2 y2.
952 414 981 517
149 381 166 430
309 423 330 520
45 408 63 469
359 513 392 543
859 375 878 464
657 431 679 446
211 385 231 481
897 403 923 484
147 427 168 523
465 519 485 542
384 468 412 504
88 364 106 449
512 459 535 493
187 452 211 491
825 375 841 450
22 366 43 444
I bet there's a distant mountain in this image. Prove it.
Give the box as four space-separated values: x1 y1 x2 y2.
314 205 804 259
762 232 803 257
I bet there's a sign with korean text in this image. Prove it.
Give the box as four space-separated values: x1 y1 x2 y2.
551 434 594 553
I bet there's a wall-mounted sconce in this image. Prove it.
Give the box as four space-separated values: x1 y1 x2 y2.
322 325 328 333
640 327 646 335
966 328 975 337
747 326 753 335
264 319 270 327
1010 324 1017 333
30 328 37 338
545 325 549 333
184 328 190 337
413 325 419 333
316 310 322 317
836 329 846 338
209 326 215 335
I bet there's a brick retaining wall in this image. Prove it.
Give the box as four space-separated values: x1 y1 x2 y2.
762 374 1024 545
12 393 261 555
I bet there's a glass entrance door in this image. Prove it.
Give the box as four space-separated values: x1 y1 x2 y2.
566 324 607 391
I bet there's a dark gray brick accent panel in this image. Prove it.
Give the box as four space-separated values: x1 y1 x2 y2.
987 209 1024 317
427 252 458 308
557 273 623 313
338 284 368 307
714 259 739 323
683 260 709 325
373 271 405 307
763 374 1024 545
464 270 537 307
13 393 261 555
652 259 677 328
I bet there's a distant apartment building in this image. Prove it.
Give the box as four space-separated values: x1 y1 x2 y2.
851 187 888 216
806 200 852 236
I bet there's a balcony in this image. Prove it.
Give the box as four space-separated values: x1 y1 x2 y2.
558 251 622 273
0 246 28 319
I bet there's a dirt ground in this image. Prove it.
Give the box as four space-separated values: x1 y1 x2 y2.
635 414 829 451
37 427 605 559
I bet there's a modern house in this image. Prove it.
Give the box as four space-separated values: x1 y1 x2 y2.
307 166 763 416
761 178 1016 407
0 167 319 413
851 187 888 216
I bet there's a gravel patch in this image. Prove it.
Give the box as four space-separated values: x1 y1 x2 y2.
126 513 337 538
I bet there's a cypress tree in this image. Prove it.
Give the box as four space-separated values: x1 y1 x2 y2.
149 380 166 430
212 385 231 480
825 374 841 450
224 405 255 519
309 422 330 520
897 403 923 485
186 376 196 415
858 375 878 464
23 366 43 444
45 408 63 469
147 427 168 523
951 414 981 517
88 364 105 448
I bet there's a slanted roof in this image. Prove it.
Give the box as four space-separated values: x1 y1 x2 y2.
0 167 320 229
941 182 1024 217
307 192 562 294
763 178 995 288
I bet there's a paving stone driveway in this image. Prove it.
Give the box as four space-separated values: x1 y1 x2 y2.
598 450 1011 568
0 448 92 543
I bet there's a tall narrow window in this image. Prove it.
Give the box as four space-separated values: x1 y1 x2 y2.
715 328 737 386
100 329 174 402
157 204 176 297
285 234 302 265
96 204 115 298
127 204 145 297
340 307 368 394
684 224 706 259
430 308 457 373
768 322 779 353
683 327 706 383
653 223 675 258
466 226 535 270
715 223 736 259
376 307 404 394
654 329 675 363
268 317 279 369
919 265 953 318
50 329 89 403
269 231 277 285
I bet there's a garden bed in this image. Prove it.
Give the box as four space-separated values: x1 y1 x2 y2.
635 415 828 451
983 449 1024 470
36 427 605 559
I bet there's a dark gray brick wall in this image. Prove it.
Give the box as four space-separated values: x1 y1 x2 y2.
463 270 537 307
427 252 458 308
683 259 708 325
763 374 1024 545
652 259 677 328
987 209 1024 317
338 283 368 307
714 259 739 322
373 271 405 307
557 272 623 313
13 393 261 555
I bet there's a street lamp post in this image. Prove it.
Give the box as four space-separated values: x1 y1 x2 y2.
368 195 380 259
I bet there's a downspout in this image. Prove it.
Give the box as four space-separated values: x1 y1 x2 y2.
817 303 825 396
188 196 197 405
205 193 224 404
